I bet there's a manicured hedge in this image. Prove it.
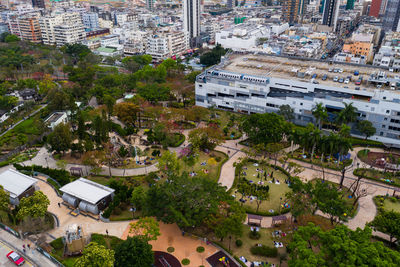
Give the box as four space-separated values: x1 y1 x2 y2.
168 133 185 147
346 137 384 147
14 163 72 186
250 245 278 257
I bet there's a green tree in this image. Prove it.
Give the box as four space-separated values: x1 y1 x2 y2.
288 223 400 266
62 43 91 63
0 186 9 212
278 104 295 122
144 174 233 228
137 83 170 103
17 191 50 220
188 125 224 150
242 113 290 145
4 34 20 43
312 180 349 225
131 186 147 210
47 123 72 154
200 44 227 66
338 123 351 138
356 120 376 140
157 151 180 178
47 89 70 111
336 102 358 125
129 217 160 241
369 210 400 244
114 236 154 267
103 94 116 118
114 102 139 127
74 242 115 267
185 71 202 83
311 102 328 130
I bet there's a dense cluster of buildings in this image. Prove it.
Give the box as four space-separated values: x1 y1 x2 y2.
0 0 397 63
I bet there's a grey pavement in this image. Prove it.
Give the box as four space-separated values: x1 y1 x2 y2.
0 228 56 267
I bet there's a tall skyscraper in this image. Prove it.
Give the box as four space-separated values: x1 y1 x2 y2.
345 0 354 10
31 0 45 9
322 0 339 31
382 0 400 31
369 0 383 17
146 0 155 11
282 0 301 24
183 0 200 47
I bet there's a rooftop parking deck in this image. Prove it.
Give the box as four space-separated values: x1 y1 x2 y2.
220 53 400 93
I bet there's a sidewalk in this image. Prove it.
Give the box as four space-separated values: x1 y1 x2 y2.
0 228 57 267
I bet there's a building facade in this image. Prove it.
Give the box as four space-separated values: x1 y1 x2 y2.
31 0 45 9
8 13 42 43
382 0 400 31
195 54 400 147
322 0 340 31
183 0 200 46
82 12 99 30
282 0 301 24
369 0 383 17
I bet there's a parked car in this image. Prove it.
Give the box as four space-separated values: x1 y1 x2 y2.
329 68 333 72
333 68 339 73
354 70 359 76
313 80 319 84
333 76 339 82
344 78 350 84
7 251 25 266
338 68 344 73
355 79 361 85
322 74 328 80
339 78 344 83
312 74 317 79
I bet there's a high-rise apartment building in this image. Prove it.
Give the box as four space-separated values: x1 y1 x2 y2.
183 0 200 47
146 0 155 11
282 0 301 24
8 13 42 43
39 15 63 45
322 0 340 31
345 0 354 10
40 13 85 46
382 0 400 31
82 12 99 30
31 0 45 9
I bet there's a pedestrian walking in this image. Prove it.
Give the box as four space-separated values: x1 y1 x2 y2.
22 244 25 249
106 229 109 235
27 244 30 249
23 248 26 253
58 202 61 208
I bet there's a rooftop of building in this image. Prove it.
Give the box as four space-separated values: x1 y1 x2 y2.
0 169 38 198
209 53 400 93
59 178 115 205
44 111 65 124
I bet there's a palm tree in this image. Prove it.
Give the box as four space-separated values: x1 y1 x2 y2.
336 103 358 125
309 127 322 161
312 103 328 130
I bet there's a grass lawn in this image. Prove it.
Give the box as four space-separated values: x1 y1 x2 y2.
179 150 228 181
0 114 45 151
233 163 291 215
220 224 286 265
383 198 400 213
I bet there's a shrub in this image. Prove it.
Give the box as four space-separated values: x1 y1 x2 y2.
196 246 205 253
390 197 397 203
91 234 107 247
249 230 261 240
13 164 71 186
50 238 64 250
181 258 190 265
235 239 243 247
102 207 113 218
250 245 278 257
215 156 221 162
167 247 175 253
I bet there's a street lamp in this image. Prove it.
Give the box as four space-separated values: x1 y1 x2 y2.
279 197 282 213
45 157 49 168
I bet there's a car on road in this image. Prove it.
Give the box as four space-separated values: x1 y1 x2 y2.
7 251 25 266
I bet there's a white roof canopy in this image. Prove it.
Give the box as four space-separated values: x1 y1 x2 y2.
60 178 115 204
0 169 38 198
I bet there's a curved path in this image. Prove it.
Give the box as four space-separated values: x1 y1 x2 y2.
216 140 396 233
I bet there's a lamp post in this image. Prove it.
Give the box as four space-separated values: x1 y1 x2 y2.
45 157 49 168
279 197 282 213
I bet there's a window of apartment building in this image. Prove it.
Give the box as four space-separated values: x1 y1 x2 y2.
386 110 390 114
380 132 384 136
300 103 303 106
384 118 388 121
382 125 385 128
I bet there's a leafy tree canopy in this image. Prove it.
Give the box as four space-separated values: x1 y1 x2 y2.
74 242 115 267
114 236 153 267
17 191 50 220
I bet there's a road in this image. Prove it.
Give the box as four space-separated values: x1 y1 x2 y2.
0 240 33 267
0 104 47 138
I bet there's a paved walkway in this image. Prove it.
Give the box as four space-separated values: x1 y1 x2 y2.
0 225 56 266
